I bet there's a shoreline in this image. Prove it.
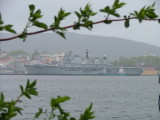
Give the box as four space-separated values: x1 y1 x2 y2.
0 73 158 76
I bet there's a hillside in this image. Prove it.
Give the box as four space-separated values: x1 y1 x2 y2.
0 32 160 60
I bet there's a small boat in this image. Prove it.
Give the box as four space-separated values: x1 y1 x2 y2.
100 67 126 76
117 67 126 76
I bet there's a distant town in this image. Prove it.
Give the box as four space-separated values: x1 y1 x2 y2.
0 50 160 75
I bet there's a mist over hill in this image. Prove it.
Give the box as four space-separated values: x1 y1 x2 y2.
1 32 160 60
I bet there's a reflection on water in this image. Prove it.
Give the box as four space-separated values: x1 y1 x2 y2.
0 75 160 120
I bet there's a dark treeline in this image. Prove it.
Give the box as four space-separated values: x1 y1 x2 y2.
112 55 160 67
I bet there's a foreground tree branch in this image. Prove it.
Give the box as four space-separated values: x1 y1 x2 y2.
0 0 160 41
0 17 159 41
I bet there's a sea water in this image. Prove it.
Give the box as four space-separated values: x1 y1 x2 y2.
0 75 160 120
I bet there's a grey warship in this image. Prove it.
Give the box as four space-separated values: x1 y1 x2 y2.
24 50 143 76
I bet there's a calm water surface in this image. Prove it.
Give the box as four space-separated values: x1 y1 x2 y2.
0 75 160 120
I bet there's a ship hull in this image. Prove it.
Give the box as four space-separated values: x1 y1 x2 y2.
24 65 143 76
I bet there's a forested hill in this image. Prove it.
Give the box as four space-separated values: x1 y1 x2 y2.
1 32 160 60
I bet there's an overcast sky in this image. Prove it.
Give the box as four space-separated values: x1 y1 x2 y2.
0 0 160 46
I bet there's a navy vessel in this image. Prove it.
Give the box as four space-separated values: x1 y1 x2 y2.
24 50 143 76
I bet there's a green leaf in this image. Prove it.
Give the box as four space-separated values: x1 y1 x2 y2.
5 28 16 34
4 25 13 30
73 22 81 30
0 14 4 25
84 4 96 17
0 26 3 31
81 19 93 30
19 29 27 42
57 96 70 103
29 4 35 13
29 80 37 88
33 10 42 19
74 3 96 31
113 0 119 7
131 3 158 23
100 0 125 18
75 11 82 19
23 92 31 99
70 117 76 120
34 108 43 118
146 11 158 19
112 12 120 17
58 8 64 18
63 12 71 17
57 8 71 21
29 90 38 96
51 96 70 108
51 97 57 107
90 12 97 16
100 6 120 17
112 0 126 9
118 2 126 8
124 19 129 28
14 107 23 115
104 20 112 24
0 93 4 102
26 79 30 90
56 31 66 39
20 85 24 93
80 103 95 120
52 8 71 28
151 2 155 7
53 16 59 27
4 24 16 34
18 80 38 100
100 6 110 13
34 21 48 30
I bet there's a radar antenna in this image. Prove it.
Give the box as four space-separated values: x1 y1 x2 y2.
69 51 72 57
86 49 89 59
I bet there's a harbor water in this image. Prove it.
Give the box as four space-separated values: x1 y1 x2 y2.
0 75 160 120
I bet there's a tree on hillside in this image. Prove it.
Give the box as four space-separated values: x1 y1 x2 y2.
112 55 160 67
8 50 28 56
31 50 40 60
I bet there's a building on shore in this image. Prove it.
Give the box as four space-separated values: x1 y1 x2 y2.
141 67 159 76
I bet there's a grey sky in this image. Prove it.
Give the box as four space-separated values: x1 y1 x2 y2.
0 0 160 46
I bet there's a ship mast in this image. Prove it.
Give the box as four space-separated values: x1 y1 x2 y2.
86 49 89 59
69 51 72 57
